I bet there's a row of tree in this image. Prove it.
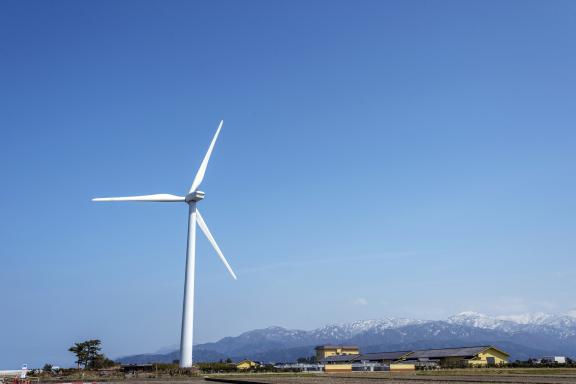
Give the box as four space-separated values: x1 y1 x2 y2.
509 358 575 367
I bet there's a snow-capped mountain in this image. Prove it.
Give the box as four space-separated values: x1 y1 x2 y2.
447 310 576 337
117 310 576 364
447 311 515 330
499 311 576 329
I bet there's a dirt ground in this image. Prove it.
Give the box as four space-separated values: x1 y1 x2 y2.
201 371 576 384
43 370 576 384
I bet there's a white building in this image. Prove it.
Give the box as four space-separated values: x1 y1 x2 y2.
542 356 566 364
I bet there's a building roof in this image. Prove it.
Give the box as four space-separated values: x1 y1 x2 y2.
320 354 360 363
405 346 508 360
353 351 412 362
315 345 359 350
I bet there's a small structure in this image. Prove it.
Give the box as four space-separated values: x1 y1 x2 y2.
315 345 359 361
390 363 416 371
235 360 262 370
324 363 353 373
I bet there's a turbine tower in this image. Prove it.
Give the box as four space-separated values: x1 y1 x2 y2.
92 120 236 368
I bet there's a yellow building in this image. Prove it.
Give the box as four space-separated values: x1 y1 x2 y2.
468 346 509 366
235 360 261 370
315 345 360 361
403 346 509 367
389 363 416 371
324 364 353 373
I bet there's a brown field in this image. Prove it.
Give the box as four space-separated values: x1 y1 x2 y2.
37 369 576 384
200 369 576 384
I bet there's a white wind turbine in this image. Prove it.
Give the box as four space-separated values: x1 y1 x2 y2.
92 120 236 368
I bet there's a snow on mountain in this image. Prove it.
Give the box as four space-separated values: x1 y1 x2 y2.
497 312 552 325
314 318 428 339
447 310 576 336
504 311 576 337
447 311 520 332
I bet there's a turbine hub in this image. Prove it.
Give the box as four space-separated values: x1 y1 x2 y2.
185 190 205 203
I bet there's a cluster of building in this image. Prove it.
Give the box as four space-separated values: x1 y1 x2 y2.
236 345 510 372
314 345 510 372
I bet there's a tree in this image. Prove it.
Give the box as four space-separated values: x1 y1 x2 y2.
68 339 114 369
69 342 90 368
91 355 116 369
42 364 53 373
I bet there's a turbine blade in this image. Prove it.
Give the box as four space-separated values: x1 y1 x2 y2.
196 209 237 280
92 194 185 202
189 120 223 193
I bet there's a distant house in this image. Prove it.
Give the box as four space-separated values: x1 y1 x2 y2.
402 346 509 367
235 360 262 370
315 345 359 362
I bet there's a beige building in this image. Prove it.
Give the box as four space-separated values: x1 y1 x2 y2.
315 345 359 361
235 360 261 370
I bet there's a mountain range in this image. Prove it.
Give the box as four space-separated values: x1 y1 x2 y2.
116 311 576 364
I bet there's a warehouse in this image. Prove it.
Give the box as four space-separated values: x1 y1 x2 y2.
402 346 509 367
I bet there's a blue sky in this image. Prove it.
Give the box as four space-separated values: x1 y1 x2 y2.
1 0 575 368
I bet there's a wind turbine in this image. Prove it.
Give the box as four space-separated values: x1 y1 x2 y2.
92 120 236 368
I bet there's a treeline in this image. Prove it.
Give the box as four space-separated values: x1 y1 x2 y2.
509 358 575 368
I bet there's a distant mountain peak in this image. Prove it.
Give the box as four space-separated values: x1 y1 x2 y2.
456 310 484 316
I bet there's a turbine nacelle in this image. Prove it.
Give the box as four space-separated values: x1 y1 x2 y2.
185 190 205 203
